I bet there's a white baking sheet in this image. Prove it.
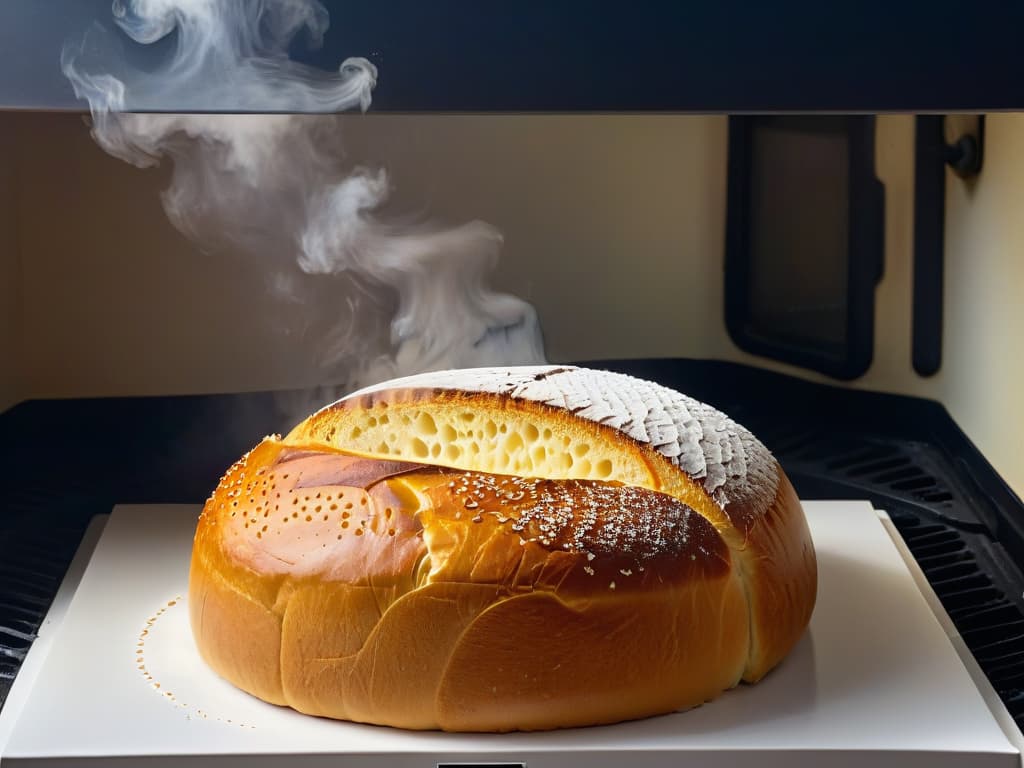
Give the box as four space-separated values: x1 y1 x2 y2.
0 501 1019 768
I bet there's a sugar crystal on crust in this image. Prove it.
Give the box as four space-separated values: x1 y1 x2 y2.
448 472 706 562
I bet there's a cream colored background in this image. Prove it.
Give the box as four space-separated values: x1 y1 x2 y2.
0 112 1022 494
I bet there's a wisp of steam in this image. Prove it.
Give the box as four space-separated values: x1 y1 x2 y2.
61 0 546 399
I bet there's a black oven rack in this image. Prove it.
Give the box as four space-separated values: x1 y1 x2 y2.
2 357 1023 730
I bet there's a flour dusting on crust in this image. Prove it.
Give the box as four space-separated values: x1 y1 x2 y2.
341 365 778 511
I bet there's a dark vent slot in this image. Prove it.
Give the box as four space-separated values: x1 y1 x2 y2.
933 577 987 593
917 551 971 569
0 659 19 680
0 602 39 624
904 528 960 546
919 491 954 503
986 651 1024 674
913 537 967 560
874 466 925 483
0 618 35 638
910 542 965 560
927 561 982 582
943 587 1002 612
990 668 1024 689
0 628 33 650
959 610 1024 635
942 589 999 614
847 457 911 477
973 633 1024 659
0 581 51 603
931 573 989 592
917 557 970 573
890 475 939 491
825 448 889 470
0 645 26 662
940 579 994 595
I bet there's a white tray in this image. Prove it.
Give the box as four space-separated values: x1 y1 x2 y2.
0 502 1020 768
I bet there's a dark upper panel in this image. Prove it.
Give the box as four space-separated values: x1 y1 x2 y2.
4 0 1024 113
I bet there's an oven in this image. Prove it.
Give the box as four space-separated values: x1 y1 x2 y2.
1 1 1023 766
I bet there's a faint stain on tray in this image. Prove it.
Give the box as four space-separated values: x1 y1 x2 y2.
135 595 257 729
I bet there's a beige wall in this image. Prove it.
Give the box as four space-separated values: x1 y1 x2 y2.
15 113 295 398
0 115 21 413
5 110 1024 494
10 112 726 398
941 114 1024 496
339 114 727 365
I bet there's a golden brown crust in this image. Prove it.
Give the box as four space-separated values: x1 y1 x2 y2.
190 366 816 730
738 472 818 681
189 441 751 730
188 557 286 706
436 581 747 731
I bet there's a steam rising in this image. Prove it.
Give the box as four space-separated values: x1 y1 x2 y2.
61 0 545 392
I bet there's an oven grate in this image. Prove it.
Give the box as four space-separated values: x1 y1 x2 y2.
888 511 1024 724
0 493 96 705
751 420 1024 733
766 429 994 530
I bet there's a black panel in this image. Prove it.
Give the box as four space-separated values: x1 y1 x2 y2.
912 115 985 377
725 116 884 379
7 0 1024 111
4 359 1024 730
913 116 947 376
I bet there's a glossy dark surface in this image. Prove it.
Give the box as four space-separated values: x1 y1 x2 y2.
5 1 1024 112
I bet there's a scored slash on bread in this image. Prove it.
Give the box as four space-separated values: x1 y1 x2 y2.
291 365 780 538
289 366 817 678
190 365 817 731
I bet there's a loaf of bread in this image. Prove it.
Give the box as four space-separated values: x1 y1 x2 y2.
189 365 816 731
